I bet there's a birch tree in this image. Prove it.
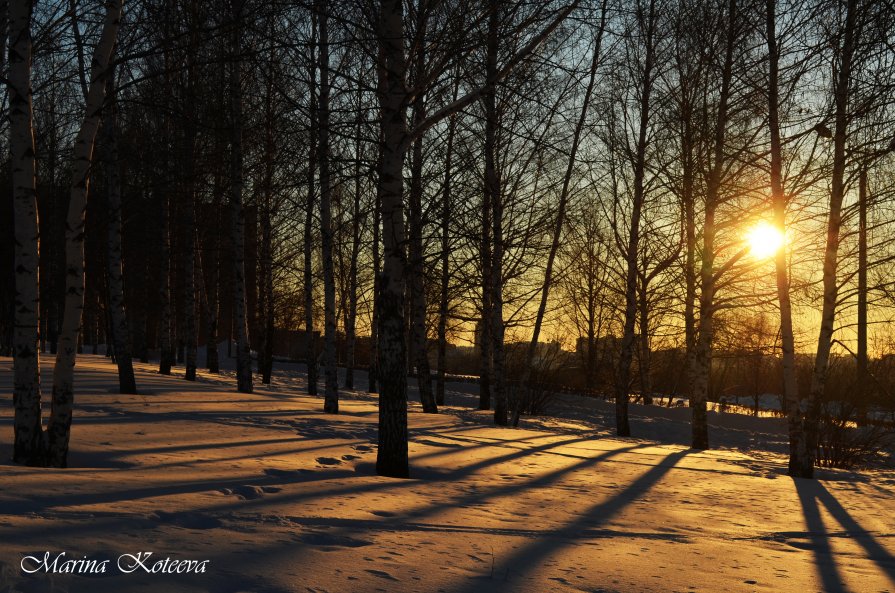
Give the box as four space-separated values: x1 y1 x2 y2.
801 0 870 477
408 0 437 414
687 0 753 450
613 0 661 437
101 65 136 394
765 0 803 476
373 0 580 475
318 0 339 413
48 0 124 468
304 10 318 396
229 0 252 394
484 0 507 426
10 0 43 465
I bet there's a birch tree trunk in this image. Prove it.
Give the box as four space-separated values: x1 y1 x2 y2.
856 168 867 421
670 3 700 411
408 1 437 413
158 186 174 375
614 0 657 438
638 276 652 404
375 0 410 477
259 38 276 385
318 1 339 414
304 12 318 396
259 174 274 384
229 0 252 394
158 18 175 376
484 0 507 426
690 0 736 451
690 203 715 449
102 66 136 394
182 185 198 383
585 290 597 392
206 179 221 374
766 0 802 477
368 150 382 395
10 0 44 465
682 138 697 406
802 0 859 478
48 0 123 468
344 82 363 391
436 107 457 407
479 204 492 412
182 34 199 382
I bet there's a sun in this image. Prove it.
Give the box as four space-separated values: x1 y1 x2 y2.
746 221 785 259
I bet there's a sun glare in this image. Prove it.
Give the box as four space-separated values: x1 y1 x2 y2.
746 221 785 259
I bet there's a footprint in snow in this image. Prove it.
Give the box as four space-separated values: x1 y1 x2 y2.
219 485 281 500
365 569 399 581
369 510 396 517
297 532 372 548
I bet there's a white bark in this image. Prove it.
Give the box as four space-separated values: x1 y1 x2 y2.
318 1 338 413
766 0 801 477
10 0 43 464
49 0 123 468
689 0 737 451
304 13 318 396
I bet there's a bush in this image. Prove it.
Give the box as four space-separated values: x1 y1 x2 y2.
815 403 894 469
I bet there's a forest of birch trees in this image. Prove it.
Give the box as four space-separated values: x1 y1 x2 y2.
4 0 895 479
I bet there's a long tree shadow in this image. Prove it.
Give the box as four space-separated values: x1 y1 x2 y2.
4 441 630 579
449 448 690 591
794 478 895 592
172 443 655 583
2 431 604 543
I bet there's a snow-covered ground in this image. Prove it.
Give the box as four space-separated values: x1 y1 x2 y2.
1 354 894 593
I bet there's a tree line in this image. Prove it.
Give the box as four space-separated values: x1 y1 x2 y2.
4 0 895 479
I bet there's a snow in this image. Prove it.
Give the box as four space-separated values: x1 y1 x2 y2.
1 354 894 593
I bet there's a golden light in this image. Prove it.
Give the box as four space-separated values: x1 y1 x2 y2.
746 221 785 259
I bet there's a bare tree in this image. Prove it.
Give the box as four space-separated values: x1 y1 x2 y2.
408 0 437 413
765 0 802 476
801 0 860 477
48 0 124 468
101 64 136 394
10 0 43 465
229 0 252 394
515 0 609 427
613 0 661 437
304 12 319 396
318 0 339 413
